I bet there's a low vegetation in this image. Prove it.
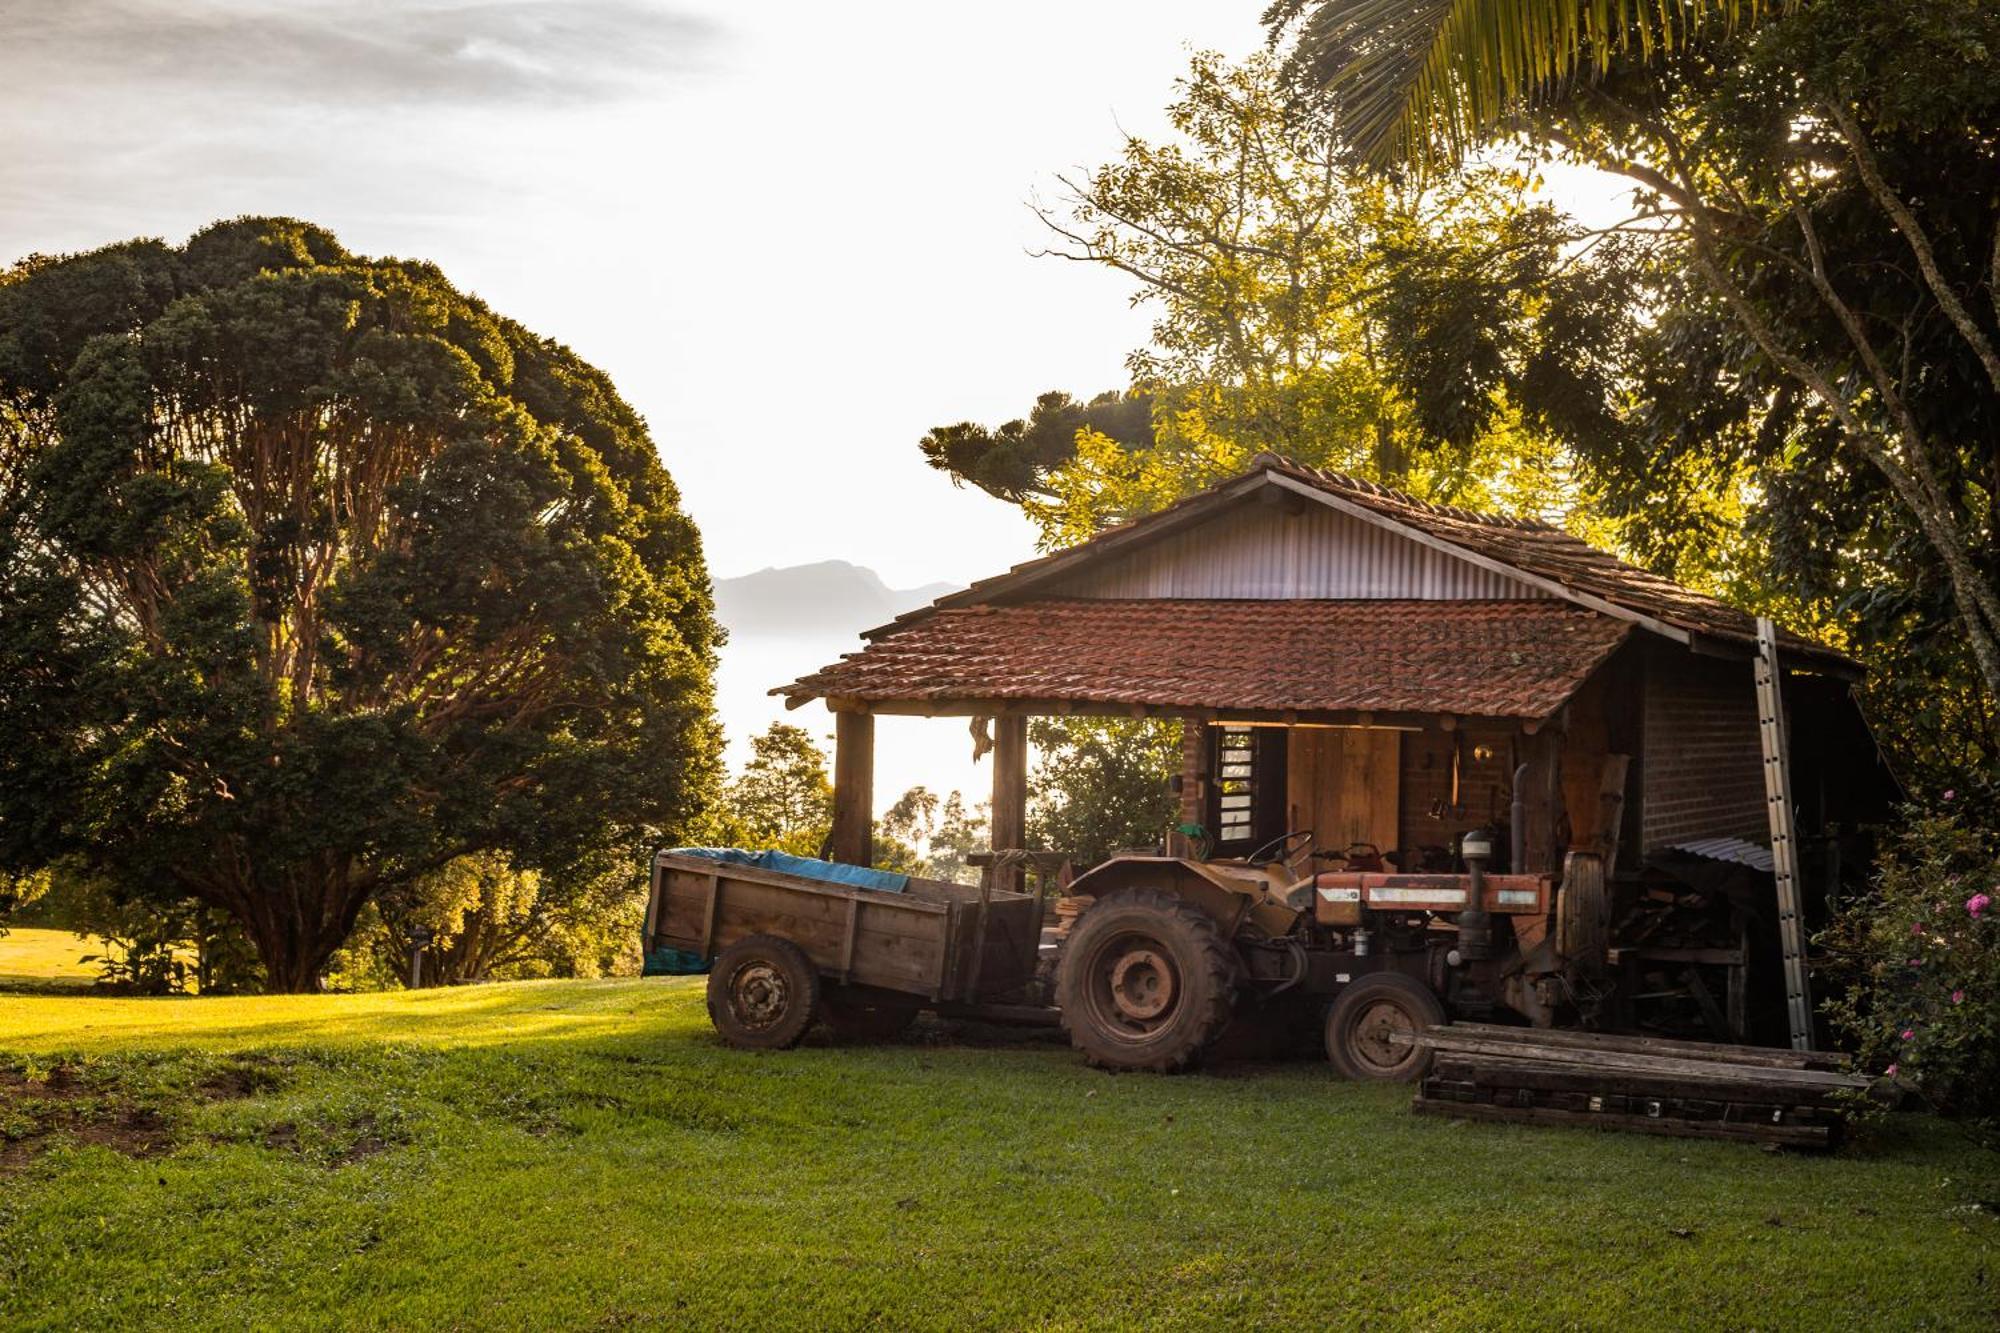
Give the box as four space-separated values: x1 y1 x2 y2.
2 979 1995 1329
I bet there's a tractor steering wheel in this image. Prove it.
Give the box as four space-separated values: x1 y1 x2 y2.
1245 829 1315 865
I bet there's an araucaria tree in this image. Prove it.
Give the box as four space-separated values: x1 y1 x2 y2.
0 219 721 990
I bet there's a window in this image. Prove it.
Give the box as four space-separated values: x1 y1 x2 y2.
1206 725 1286 854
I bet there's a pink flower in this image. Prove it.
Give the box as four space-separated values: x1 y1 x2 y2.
1901 1028 1915 1041
1912 922 1924 935
1943 789 1957 801
1968 893 1992 920
1953 990 1966 1005
1885 1063 1899 1077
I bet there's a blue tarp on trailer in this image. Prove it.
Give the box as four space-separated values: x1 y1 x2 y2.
642 848 911 976
662 847 909 894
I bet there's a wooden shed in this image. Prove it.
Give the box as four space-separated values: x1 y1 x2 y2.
778 454 1893 965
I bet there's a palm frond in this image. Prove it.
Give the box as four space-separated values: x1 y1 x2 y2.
1273 0 1786 166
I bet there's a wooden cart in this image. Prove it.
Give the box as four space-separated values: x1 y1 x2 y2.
645 850 1049 1048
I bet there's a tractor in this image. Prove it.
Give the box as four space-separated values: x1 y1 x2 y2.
1052 826 1605 1079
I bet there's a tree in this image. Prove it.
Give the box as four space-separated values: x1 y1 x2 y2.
1265 0 1788 165
922 51 1634 546
1273 0 2000 766
879 786 988 884
0 218 722 990
1027 719 1183 867
715 722 835 855
339 851 644 988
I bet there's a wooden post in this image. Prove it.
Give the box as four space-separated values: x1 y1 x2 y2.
1171 720 1207 856
831 709 874 867
990 714 1028 893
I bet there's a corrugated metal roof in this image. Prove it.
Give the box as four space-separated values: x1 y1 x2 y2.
1667 837 1776 874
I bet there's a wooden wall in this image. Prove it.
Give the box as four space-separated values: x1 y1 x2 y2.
1287 728 1401 855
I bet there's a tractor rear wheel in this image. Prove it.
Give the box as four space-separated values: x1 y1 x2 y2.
1324 973 1444 1082
707 934 820 1050
1056 887 1238 1073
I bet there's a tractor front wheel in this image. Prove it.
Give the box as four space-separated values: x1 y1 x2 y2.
1056 888 1238 1073
1324 973 1444 1082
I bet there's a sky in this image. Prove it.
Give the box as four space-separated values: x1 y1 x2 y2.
0 1 1625 815
0 0 1304 590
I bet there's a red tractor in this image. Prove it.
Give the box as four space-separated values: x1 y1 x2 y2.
1052 827 1601 1078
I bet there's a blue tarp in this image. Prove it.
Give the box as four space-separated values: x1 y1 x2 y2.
643 848 911 977
662 847 910 894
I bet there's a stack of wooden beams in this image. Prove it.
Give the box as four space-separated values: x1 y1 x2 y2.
1412 1023 1870 1149
1048 895 1096 947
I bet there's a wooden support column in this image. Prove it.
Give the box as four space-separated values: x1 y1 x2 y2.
990 714 1029 893
1171 720 1207 856
831 710 874 867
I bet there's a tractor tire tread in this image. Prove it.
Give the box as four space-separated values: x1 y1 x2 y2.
1056 887 1238 1073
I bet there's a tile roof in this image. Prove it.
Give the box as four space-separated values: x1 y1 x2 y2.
869 453 1852 671
779 599 1632 719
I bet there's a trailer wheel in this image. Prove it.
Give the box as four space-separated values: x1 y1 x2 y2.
1325 973 1444 1082
821 985 921 1043
707 934 821 1050
1056 887 1238 1073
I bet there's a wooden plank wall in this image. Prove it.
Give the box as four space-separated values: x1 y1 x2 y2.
1287 728 1401 854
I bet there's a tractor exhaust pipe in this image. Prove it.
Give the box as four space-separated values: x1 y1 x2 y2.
1458 827 1495 961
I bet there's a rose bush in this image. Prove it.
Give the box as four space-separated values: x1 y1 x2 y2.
1822 805 2000 1141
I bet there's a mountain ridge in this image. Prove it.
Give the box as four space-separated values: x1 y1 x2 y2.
713 559 958 637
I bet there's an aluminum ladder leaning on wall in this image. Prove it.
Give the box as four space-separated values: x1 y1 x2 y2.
1755 616 1815 1051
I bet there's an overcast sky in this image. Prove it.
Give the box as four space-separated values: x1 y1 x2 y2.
0 0 1321 589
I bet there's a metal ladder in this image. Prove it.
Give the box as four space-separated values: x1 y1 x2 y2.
1755 617 1815 1050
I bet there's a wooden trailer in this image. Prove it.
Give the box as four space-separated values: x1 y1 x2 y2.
646 851 1045 1048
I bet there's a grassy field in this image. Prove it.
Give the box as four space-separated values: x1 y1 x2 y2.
1 979 1995 1331
0 927 101 993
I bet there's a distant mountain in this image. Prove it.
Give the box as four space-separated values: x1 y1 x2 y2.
713 560 958 637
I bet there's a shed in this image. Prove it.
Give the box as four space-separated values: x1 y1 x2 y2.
778 454 1893 910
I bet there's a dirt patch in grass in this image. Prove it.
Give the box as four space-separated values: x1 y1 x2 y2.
197 1056 286 1100
0 1067 174 1172
257 1112 402 1168
0 1054 292 1173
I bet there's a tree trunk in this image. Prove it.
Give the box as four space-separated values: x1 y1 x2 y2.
205 856 370 993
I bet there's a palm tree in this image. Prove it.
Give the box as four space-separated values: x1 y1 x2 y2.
1265 0 1790 164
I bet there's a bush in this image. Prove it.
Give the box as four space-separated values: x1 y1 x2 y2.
1822 803 2000 1139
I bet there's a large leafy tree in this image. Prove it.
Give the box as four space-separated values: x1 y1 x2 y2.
1272 0 2000 772
924 51 1636 544
0 218 722 990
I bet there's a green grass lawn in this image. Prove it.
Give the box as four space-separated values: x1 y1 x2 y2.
0 927 101 992
1 979 1995 1331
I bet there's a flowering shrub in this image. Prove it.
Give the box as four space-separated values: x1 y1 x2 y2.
1822 805 2000 1139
